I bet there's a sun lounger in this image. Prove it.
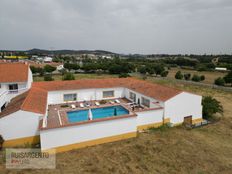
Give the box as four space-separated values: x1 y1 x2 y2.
115 99 120 104
80 103 84 108
109 100 114 104
95 102 100 106
85 103 90 107
71 104 76 109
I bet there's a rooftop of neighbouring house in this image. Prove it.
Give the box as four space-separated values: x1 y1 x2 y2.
0 62 29 83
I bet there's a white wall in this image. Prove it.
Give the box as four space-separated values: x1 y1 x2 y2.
124 88 164 108
136 109 164 127
47 87 125 104
0 82 28 112
0 110 43 140
40 116 137 150
164 92 202 124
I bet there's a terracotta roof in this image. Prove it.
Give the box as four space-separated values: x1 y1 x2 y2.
0 63 29 83
0 88 47 118
32 78 182 101
21 87 47 114
0 91 29 118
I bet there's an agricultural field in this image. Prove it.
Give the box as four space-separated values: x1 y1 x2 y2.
0 77 232 174
167 67 227 84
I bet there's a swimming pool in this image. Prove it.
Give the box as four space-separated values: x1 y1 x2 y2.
67 105 129 123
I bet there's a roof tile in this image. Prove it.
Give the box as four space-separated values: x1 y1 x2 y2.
0 63 29 83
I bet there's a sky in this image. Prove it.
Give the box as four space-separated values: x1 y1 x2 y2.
0 0 232 54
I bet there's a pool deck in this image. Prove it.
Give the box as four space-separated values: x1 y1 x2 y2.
40 98 163 130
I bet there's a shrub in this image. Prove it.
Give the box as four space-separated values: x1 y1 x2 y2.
224 71 232 84
202 96 223 119
160 71 169 77
214 77 225 86
175 71 183 79
200 75 205 81
184 73 191 80
119 73 130 78
192 74 201 82
44 74 54 81
62 73 75 80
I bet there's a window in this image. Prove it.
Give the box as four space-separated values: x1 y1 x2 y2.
8 84 18 91
103 91 114 98
141 97 150 108
63 94 77 101
129 92 136 102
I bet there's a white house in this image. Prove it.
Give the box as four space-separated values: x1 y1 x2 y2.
0 69 203 152
44 56 53 63
0 63 33 112
215 67 227 71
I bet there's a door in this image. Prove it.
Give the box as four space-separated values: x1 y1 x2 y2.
184 116 192 125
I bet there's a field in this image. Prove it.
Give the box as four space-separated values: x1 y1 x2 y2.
0 76 232 174
167 68 227 84
33 73 118 82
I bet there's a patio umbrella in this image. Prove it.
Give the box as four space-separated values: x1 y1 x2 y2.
88 109 93 120
114 107 117 116
138 98 140 106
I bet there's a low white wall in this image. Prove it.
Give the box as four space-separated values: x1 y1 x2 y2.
40 116 137 150
164 92 202 124
0 110 42 140
136 109 163 127
47 87 125 104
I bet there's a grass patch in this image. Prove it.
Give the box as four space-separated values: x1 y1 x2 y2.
148 124 170 132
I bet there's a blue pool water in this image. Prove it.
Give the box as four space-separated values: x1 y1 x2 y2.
67 105 129 123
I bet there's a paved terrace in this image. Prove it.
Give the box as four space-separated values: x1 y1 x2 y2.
40 98 163 130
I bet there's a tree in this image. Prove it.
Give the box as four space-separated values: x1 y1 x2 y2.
184 73 191 80
44 74 54 81
224 71 232 84
30 66 38 74
175 71 183 79
64 63 80 71
192 74 201 82
161 71 169 77
62 73 75 80
44 65 56 73
202 96 223 119
138 66 147 74
146 66 155 75
82 63 98 72
153 64 165 76
214 77 225 86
